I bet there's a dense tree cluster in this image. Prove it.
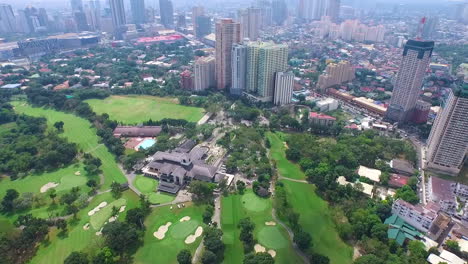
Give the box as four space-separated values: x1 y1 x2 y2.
218 128 272 197
238 217 256 253
0 114 77 177
202 227 225 264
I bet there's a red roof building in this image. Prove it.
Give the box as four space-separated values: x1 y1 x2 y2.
389 174 410 188
309 112 337 127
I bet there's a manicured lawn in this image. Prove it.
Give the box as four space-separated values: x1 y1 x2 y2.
134 204 205 264
12 102 127 189
267 132 306 180
30 190 140 264
89 198 127 230
221 190 303 264
85 95 205 124
133 175 175 204
268 132 352 264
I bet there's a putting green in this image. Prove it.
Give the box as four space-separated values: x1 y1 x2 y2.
258 226 288 249
147 192 175 204
90 198 126 230
55 174 87 192
241 192 269 212
169 220 199 239
134 176 156 193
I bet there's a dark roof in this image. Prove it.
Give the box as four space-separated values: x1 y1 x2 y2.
430 177 456 202
391 159 414 175
175 139 196 153
158 181 180 194
113 126 162 137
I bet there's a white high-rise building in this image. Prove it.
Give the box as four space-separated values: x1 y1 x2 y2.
109 0 126 28
386 40 434 123
274 72 294 106
300 0 328 20
238 7 261 41
426 85 468 176
194 56 216 91
231 44 247 96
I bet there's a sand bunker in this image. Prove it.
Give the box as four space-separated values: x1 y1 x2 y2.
254 244 266 253
40 182 59 193
108 216 117 222
153 222 172 240
268 250 276 258
180 216 191 222
95 228 103 236
265 221 277 226
74 171 81 176
185 226 203 244
119 206 126 213
88 202 108 216
83 223 90 230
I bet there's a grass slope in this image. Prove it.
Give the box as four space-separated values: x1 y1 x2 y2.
267 133 306 180
267 133 352 264
12 102 126 189
133 175 175 204
134 204 204 264
221 190 303 264
86 95 205 124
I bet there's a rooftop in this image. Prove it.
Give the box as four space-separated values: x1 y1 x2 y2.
357 165 381 182
430 176 456 202
309 112 337 121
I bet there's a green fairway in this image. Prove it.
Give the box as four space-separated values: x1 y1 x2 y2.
90 198 127 230
221 190 303 264
12 102 127 189
241 192 269 212
267 132 306 180
55 173 88 192
30 191 140 264
133 175 175 204
134 204 205 264
85 95 205 124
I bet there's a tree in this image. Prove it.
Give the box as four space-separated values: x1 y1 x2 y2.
394 185 419 204
354 254 383 264
102 222 140 255
64 252 89 264
48 189 57 203
53 121 64 132
91 247 115 264
237 181 246 194
243 252 275 264
445 240 461 255
294 230 312 250
56 219 68 232
110 182 122 198
1 189 19 212
201 250 217 264
308 253 330 264
203 205 214 224
177 249 192 264
125 208 146 229
188 181 215 204
66 204 79 218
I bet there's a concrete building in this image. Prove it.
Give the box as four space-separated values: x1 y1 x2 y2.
0 4 16 33
195 15 211 39
309 112 337 127
422 17 438 40
426 84 468 175
411 100 431 124
191 6 204 25
245 42 288 102
84 1 101 31
299 0 328 20
231 44 247 96
130 0 146 25
110 0 126 38
326 0 340 22
316 97 339 112
180 70 193 90
71 0 83 11
272 0 287 25
386 40 434 123
159 0 174 28
238 7 262 41
274 72 294 106
392 199 438 232
427 176 457 213
215 19 241 90
194 56 215 91
317 60 355 91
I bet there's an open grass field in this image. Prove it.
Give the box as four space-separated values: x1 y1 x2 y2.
268 132 352 264
12 102 127 189
133 175 175 204
267 132 306 180
30 190 140 264
221 189 303 264
85 95 205 124
134 203 205 264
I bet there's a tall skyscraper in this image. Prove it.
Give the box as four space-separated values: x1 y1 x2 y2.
194 56 216 91
85 0 101 31
74 11 89 31
177 13 186 28
110 0 126 27
195 16 211 39
192 6 204 25
215 18 241 90
272 0 287 25
274 72 294 105
238 7 262 41
0 4 16 33
159 0 174 28
246 42 288 102
326 0 340 22
71 0 84 12
426 84 468 176
422 17 438 40
299 0 328 20
386 40 434 123
231 44 247 96
130 0 146 25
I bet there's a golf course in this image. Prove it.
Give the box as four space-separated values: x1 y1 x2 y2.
134 204 205 264
85 95 205 124
221 190 303 264
133 175 175 204
267 132 353 264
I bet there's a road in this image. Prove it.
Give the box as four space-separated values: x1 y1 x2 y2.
408 136 427 205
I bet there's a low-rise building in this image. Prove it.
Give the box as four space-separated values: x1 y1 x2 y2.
113 126 162 137
309 112 336 127
357 165 381 182
390 159 415 176
427 176 457 213
392 199 438 232
316 97 339 112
